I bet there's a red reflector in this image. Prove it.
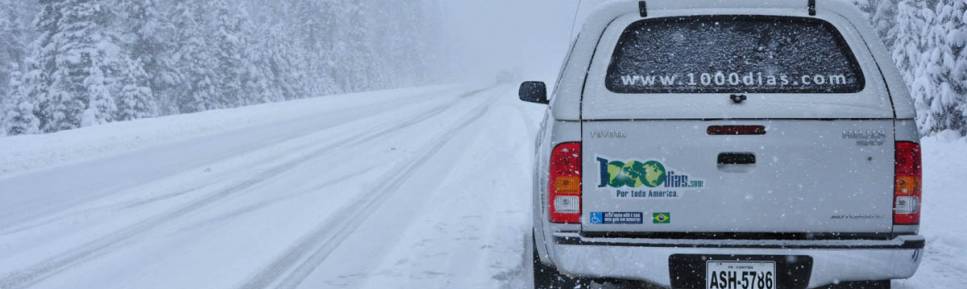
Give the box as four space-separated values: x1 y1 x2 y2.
549 142 581 224
707 125 767 135
894 141 922 225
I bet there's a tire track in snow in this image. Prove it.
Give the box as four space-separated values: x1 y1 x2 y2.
237 91 496 289
0 87 465 237
0 87 493 289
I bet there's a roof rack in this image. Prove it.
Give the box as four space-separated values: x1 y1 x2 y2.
639 0 816 17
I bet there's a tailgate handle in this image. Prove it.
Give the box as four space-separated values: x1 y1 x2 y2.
707 125 766 135
718 153 756 165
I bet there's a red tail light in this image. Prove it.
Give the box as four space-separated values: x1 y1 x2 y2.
894 141 922 225
549 142 582 224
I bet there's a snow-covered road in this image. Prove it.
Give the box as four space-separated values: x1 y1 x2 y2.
0 85 964 289
0 85 538 289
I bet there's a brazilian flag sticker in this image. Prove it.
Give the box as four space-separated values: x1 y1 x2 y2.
653 212 671 224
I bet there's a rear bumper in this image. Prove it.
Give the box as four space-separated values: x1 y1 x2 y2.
546 232 924 289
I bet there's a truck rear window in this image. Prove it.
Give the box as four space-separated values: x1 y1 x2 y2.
606 16 865 94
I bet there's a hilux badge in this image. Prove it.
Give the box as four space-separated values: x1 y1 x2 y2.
591 130 626 139
842 129 886 146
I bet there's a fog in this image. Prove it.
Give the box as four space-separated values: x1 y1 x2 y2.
439 0 583 84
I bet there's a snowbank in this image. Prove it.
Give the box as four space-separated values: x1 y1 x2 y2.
896 135 967 288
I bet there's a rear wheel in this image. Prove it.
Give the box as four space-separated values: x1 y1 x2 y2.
822 280 891 289
533 233 587 289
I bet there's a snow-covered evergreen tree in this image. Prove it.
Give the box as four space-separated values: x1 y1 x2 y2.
955 6 967 135
206 0 250 109
892 0 933 133
112 0 169 117
892 1 928 85
859 0 967 136
24 0 141 131
113 57 154 121
926 0 967 135
0 1 29 134
2 0 448 135
167 0 216 113
4 65 38 135
288 0 339 96
247 24 297 102
233 7 281 105
871 0 900 49
23 0 65 133
332 1 374 92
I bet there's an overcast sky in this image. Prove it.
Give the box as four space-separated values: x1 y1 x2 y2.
439 0 583 84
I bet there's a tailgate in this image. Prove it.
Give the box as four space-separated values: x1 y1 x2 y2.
581 120 895 233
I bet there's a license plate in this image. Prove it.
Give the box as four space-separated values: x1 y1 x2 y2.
706 261 776 289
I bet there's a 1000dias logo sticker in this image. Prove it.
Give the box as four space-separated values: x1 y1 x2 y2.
597 156 704 199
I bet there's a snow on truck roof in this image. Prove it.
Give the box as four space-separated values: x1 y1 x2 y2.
646 0 813 11
574 0 868 43
581 0 863 21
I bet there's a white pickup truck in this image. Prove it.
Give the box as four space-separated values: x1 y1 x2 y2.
520 1 924 289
